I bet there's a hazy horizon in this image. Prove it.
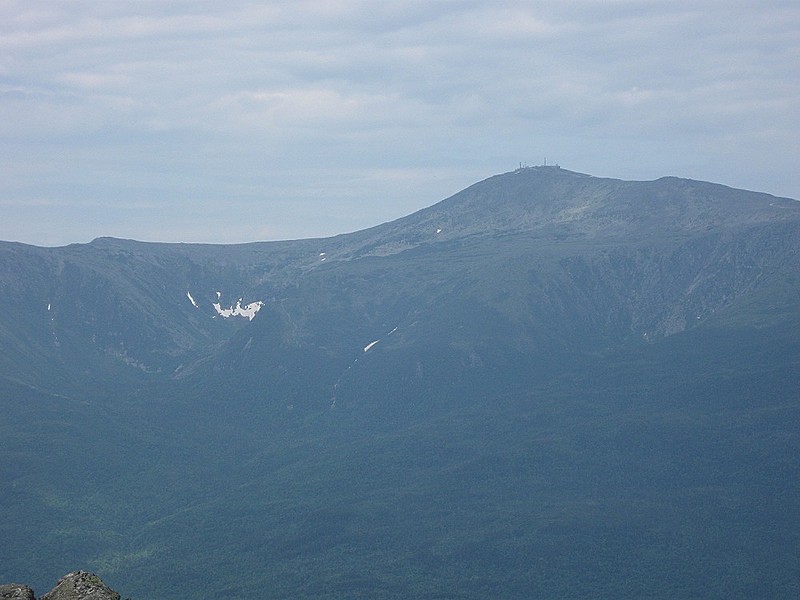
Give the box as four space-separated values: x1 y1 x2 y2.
2 1 798 246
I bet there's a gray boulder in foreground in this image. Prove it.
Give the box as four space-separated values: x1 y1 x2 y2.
0 573 120 600
0 584 35 599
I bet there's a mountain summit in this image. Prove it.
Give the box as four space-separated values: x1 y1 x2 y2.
341 166 797 244
2 169 799 599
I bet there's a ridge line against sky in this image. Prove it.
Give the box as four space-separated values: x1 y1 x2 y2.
1 1 798 246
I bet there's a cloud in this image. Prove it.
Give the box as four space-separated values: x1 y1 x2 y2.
1 1 799 245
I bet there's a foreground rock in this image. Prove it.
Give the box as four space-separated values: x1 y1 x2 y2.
0 584 35 599
0 574 119 600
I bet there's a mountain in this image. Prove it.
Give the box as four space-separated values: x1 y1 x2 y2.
1 167 799 599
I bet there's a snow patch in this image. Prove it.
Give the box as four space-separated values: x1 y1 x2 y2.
213 298 264 321
186 291 199 308
363 326 398 352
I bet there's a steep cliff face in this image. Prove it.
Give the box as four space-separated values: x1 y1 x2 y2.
0 573 119 600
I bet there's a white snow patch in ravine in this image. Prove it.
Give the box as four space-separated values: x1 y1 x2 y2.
363 325 399 352
186 291 199 308
213 298 264 321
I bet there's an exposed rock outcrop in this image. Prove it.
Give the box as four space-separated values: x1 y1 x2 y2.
0 574 120 600
0 584 35 599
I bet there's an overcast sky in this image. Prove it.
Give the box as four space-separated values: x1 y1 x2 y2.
2 1 798 246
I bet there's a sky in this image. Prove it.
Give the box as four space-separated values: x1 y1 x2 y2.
1 1 799 246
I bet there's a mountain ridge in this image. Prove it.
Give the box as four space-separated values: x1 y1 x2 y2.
2 167 800 599
1 167 798 392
